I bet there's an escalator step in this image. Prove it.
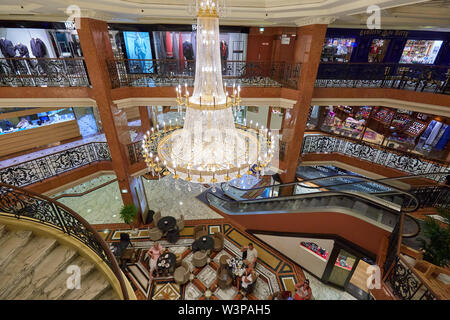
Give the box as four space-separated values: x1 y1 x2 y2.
352 201 369 213
364 207 381 221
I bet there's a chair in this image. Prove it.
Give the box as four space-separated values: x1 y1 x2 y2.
153 211 162 226
174 260 191 285
176 214 185 231
148 227 163 241
193 225 208 240
166 227 179 244
212 232 224 252
217 265 232 289
192 250 208 268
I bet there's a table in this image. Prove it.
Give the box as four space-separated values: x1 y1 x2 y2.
192 235 214 252
228 257 246 277
157 216 177 232
157 252 176 276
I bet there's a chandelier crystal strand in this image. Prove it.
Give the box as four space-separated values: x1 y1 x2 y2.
142 0 274 186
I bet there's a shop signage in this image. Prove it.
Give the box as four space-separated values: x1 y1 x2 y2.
359 29 409 37
281 34 290 45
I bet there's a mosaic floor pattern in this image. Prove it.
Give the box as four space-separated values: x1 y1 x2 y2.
101 220 301 300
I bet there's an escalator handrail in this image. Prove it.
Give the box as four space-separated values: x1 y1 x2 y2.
205 189 420 237
221 174 421 212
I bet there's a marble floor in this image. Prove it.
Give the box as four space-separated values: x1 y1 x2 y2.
302 270 356 300
51 173 223 225
143 175 223 221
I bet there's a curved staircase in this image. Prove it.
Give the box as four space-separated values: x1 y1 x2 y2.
0 224 120 300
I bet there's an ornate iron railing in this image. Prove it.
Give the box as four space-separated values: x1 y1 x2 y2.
107 59 301 89
0 142 111 188
0 182 129 299
408 185 450 210
315 62 450 94
385 256 437 300
0 57 90 87
301 134 449 183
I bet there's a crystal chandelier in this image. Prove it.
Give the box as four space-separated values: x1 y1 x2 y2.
142 0 275 188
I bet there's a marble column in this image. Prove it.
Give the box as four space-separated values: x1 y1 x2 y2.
76 18 147 223
279 24 327 187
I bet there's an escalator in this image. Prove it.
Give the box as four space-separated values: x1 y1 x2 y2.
205 174 426 238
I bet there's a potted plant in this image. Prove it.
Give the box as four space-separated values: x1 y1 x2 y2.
418 208 450 267
119 204 139 235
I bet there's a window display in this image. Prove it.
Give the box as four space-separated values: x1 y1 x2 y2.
368 39 390 63
307 105 450 161
320 38 356 62
123 32 153 73
0 108 75 135
399 40 443 64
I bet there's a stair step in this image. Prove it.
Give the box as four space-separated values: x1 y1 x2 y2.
0 236 58 299
97 288 119 300
36 255 96 300
9 245 78 300
0 224 7 239
0 230 33 269
62 271 111 300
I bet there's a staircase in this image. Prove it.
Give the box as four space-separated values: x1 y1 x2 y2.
0 224 120 300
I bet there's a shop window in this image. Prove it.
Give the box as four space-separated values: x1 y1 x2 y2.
368 39 390 63
399 40 443 64
320 38 356 63
0 108 75 135
319 105 366 139
311 105 449 161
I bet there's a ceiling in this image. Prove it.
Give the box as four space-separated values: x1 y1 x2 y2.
0 0 449 31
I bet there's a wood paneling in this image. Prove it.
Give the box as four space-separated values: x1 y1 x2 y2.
0 120 81 157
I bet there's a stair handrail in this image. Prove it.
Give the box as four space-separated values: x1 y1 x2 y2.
0 182 129 300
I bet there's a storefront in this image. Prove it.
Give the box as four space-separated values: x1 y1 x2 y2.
322 28 450 65
108 24 248 73
399 39 443 64
254 233 376 299
306 105 450 161
320 37 356 62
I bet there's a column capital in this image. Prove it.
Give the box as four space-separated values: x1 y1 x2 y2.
78 9 112 22
294 16 336 27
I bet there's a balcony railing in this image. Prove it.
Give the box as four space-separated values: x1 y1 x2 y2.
315 62 450 94
0 57 90 87
107 59 301 89
301 134 449 183
0 142 111 188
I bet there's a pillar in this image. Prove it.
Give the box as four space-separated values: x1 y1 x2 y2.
279 24 328 184
139 106 152 134
76 18 147 224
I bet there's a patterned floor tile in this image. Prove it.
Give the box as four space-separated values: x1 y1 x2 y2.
214 285 238 300
184 282 203 300
197 265 216 289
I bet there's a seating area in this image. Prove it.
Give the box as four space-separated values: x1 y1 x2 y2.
100 219 306 300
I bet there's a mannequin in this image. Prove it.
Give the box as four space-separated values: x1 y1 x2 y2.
0 37 17 72
15 42 30 58
30 37 47 58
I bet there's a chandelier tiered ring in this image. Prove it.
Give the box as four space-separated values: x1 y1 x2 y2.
142 0 275 185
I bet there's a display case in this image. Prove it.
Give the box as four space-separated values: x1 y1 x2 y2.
0 108 80 157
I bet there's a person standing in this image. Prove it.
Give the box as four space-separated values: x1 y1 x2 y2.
147 241 164 280
241 242 258 269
